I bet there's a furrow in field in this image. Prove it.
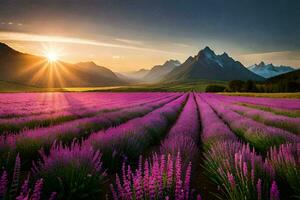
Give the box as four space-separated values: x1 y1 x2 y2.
266 142 300 198
0 92 169 118
229 103 300 135
84 93 188 170
160 93 200 163
0 93 176 133
160 93 219 200
0 94 181 163
213 93 300 110
29 93 187 200
196 94 276 200
235 102 300 118
202 94 300 153
0 92 115 117
108 93 211 199
104 94 202 199
209 94 300 134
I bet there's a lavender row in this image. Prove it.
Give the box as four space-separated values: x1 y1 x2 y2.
211 93 300 110
196 94 279 200
0 154 56 200
0 93 176 134
228 103 300 135
195 94 237 147
0 94 180 162
0 92 172 120
267 143 300 198
110 94 199 199
0 92 170 118
236 102 300 118
111 153 197 200
0 92 120 117
85 94 187 168
31 141 107 199
202 94 300 152
28 93 187 199
0 141 105 199
160 93 200 163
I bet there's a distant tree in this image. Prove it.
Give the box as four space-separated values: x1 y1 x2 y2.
228 80 245 92
284 81 300 92
256 81 300 93
243 80 257 92
205 85 226 92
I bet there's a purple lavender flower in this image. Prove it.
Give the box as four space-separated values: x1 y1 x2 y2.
268 143 299 198
32 141 106 199
161 94 199 162
0 170 8 198
270 181 280 200
256 179 262 200
31 178 44 200
112 153 194 199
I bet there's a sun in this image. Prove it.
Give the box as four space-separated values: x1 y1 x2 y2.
46 52 58 62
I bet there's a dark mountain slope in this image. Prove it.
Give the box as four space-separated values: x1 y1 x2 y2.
0 43 125 87
164 47 264 82
267 69 300 83
143 60 181 82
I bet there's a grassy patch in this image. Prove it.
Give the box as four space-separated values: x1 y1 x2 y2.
220 92 300 99
0 80 227 92
237 103 300 118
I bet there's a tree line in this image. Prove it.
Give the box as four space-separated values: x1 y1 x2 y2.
206 80 300 93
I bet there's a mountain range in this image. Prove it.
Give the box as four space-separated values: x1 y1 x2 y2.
1 42 297 88
120 69 150 80
164 47 264 81
248 62 295 78
143 60 181 82
0 42 125 87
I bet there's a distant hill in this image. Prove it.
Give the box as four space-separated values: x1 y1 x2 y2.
248 61 295 78
164 47 265 82
0 42 125 87
266 68 300 83
143 60 181 82
0 80 41 92
120 68 150 80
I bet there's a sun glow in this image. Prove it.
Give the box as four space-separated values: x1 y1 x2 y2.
46 52 58 62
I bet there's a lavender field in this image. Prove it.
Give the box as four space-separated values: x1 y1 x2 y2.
0 92 299 200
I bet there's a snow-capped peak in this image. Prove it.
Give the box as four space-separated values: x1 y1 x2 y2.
248 61 295 78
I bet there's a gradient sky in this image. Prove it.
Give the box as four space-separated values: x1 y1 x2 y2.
0 0 299 72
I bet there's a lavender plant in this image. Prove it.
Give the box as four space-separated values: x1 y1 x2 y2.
204 141 276 200
87 94 187 169
160 94 200 163
197 94 279 200
229 103 300 135
0 154 53 200
267 143 300 199
32 141 106 200
0 95 178 167
203 94 300 152
111 153 195 200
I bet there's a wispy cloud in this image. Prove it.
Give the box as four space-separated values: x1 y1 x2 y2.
236 51 300 68
1 21 23 26
112 55 123 59
115 38 144 45
173 43 190 48
0 31 184 55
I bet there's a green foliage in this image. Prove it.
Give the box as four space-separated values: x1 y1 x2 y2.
228 80 245 92
205 84 226 92
258 80 300 93
38 164 105 200
226 79 300 93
